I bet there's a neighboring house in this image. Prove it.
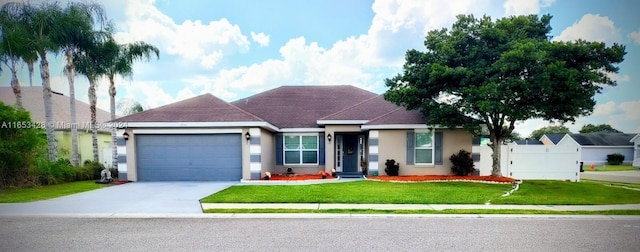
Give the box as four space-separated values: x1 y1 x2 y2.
553 132 635 165
631 134 640 168
113 85 473 181
513 139 543 145
0 87 113 167
539 133 564 145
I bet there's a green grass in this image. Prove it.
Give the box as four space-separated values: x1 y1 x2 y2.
582 164 636 171
201 180 510 204
203 208 640 215
0 180 109 203
201 180 640 205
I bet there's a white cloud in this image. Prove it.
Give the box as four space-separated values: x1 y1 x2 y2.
121 81 175 109
619 101 640 120
503 0 555 16
250 32 270 47
629 30 640 45
553 14 621 44
592 101 617 116
113 0 250 69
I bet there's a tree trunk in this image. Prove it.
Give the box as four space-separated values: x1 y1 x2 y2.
88 78 99 162
65 50 80 167
489 135 503 177
9 60 23 110
40 52 57 161
27 60 34 87
109 75 118 172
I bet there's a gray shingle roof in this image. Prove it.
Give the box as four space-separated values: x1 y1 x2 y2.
0 86 111 131
114 93 263 122
543 133 566 144
320 95 406 121
366 106 426 125
231 85 378 128
569 132 635 146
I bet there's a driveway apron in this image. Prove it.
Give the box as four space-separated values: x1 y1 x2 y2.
0 182 236 215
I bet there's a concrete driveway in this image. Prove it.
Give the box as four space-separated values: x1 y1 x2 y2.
0 182 236 215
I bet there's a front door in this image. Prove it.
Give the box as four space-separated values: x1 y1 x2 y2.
342 135 359 173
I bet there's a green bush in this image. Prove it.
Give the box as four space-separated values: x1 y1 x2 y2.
83 160 106 179
31 158 76 185
384 159 399 176
0 102 47 188
450 149 475 176
606 153 625 165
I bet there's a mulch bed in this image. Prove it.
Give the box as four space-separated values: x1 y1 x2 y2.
266 174 336 180
261 174 515 183
369 175 515 183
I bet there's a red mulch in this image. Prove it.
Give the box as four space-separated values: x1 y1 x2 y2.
111 180 133 185
266 174 335 180
369 175 515 183
261 174 514 183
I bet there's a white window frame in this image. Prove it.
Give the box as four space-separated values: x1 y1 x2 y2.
415 130 434 165
283 133 319 165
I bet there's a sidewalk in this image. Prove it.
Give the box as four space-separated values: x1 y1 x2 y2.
201 203 640 211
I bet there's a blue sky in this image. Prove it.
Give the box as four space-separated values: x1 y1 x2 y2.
1 0 639 136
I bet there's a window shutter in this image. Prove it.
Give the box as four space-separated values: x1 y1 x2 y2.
318 133 325 165
435 132 443 165
276 134 283 165
406 131 414 165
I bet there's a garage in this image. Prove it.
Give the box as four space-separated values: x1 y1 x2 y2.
136 134 242 181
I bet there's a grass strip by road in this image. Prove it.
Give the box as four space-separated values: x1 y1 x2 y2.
582 165 636 172
0 180 109 203
201 180 640 205
581 179 640 189
203 208 640 215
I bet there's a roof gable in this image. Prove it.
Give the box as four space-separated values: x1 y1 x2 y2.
319 95 402 121
0 87 111 130
366 107 426 125
541 133 566 144
115 93 264 123
231 85 377 128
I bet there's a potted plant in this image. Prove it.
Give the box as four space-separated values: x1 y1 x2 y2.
360 161 368 175
263 171 271 180
331 168 337 177
319 171 327 179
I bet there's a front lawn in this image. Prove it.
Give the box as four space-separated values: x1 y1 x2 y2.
204 208 640 215
201 180 640 205
0 180 109 203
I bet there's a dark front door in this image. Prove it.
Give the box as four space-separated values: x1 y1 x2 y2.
342 135 358 173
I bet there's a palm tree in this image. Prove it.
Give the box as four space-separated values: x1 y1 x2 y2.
75 33 118 162
106 41 159 171
0 3 34 110
3 2 64 160
55 2 107 167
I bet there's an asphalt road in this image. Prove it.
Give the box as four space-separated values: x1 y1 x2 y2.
1 216 639 251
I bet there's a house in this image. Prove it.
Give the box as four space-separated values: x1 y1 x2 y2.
631 134 640 168
113 85 473 181
539 133 565 145
0 87 113 166
553 132 636 165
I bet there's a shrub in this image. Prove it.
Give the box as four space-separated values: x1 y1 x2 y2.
82 160 106 179
384 159 399 176
450 149 475 176
606 153 625 165
31 158 76 185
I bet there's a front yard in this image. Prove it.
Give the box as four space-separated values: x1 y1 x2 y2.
201 180 640 205
582 164 636 171
0 181 109 203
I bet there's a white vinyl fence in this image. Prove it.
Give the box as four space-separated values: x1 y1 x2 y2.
480 144 581 181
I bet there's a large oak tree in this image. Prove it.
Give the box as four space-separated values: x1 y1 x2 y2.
384 14 626 176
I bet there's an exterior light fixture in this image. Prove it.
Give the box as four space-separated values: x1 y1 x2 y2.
123 132 130 141
327 133 332 141
245 132 251 141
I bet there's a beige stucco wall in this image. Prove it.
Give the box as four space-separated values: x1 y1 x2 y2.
377 129 472 175
241 128 251 180
260 129 275 173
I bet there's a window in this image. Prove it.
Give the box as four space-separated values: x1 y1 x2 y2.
284 135 318 164
415 131 434 164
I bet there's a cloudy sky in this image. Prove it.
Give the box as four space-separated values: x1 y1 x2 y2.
1 0 639 136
